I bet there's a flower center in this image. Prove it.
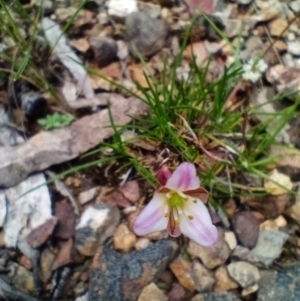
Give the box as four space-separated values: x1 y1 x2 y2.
167 192 184 208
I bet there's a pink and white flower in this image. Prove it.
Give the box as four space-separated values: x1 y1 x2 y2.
134 162 218 247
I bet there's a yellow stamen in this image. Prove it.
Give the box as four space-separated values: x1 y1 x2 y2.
164 213 169 217
193 200 197 203
188 215 194 220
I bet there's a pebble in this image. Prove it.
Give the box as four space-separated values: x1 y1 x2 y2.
231 246 259 263
192 260 215 293
257 264 300 301
53 202 75 239
89 37 118 67
113 223 137 252
75 204 120 256
288 41 300 56
192 292 242 301
233 0 253 5
188 228 231 269
224 231 237 251
137 283 167 301
252 230 289 265
213 266 239 292
125 12 169 58
107 0 138 18
89 239 177 301
285 186 300 223
268 18 288 37
227 261 260 288
242 283 259 296
78 187 99 205
169 256 196 291
1 261 35 293
134 238 151 250
232 211 259 248
289 0 300 13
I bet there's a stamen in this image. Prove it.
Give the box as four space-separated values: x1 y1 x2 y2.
175 220 180 226
188 215 194 220
193 200 197 203
164 213 169 217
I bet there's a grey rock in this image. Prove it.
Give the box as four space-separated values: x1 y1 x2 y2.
252 230 288 265
192 261 215 293
138 2 161 19
192 292 242 301
125 12 169 58
231 245 259 264
75 204 120 256
88 239 177 301
232 211 259 248
89 37 118 67
232 0 253 5
290 1 300 13
257 264 300 301
287 41 300 56
227 261 260 288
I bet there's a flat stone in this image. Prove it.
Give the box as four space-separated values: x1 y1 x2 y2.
213 266 239 292
252 230 288 265
227 261 260 288
285 186 300 224
231 245 259 263
89 239 177 301
288 41 300 56
138 283 167 301
53 202 75 239
78 187 99 205
75 204 120 256
188 228 231 269
290 0 300 13
268 19 288 37
192 292 242 301
170 256 196 291
113 223 137 252
126 12 169 58
192 260 215 292
257 264 300 301
233 0 253 5
232 211 259 248
107 0 138 18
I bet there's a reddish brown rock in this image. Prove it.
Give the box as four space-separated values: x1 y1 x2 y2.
241 194 290 219
51 239 83 271
53 202 76 239
232 211 260 248
26 218 57 248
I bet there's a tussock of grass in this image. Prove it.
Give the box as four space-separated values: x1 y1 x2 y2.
1 1 299 202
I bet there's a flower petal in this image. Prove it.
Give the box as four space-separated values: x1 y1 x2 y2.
156 165 173 186
179 198 218 247
166 162 200 191
133 192 168 236
183 187 209 203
